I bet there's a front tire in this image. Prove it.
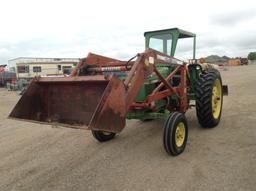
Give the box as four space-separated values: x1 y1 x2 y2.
196 69 223 128
92 130 116 142
163 112 188 156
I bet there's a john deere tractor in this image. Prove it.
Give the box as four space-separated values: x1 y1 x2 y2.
9 28 228 156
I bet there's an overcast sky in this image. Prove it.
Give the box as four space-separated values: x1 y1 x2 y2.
0 0 256 65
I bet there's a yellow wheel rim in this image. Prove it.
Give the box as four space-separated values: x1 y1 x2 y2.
175 122 186 147
212 79 222 119
102 131 112 136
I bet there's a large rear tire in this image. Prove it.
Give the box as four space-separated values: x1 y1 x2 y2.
196 69 223 128
92 130 116 142
163 112 188 156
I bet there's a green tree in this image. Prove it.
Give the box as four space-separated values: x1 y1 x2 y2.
248 52 256 60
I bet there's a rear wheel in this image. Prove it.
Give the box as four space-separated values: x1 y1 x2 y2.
163 112 188 156
91 130 116 142
196 69 223 128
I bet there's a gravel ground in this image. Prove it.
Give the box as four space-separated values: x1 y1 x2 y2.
0 65 256 191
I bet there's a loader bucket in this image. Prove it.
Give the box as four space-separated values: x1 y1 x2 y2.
9 75 126 133
88 76 126 132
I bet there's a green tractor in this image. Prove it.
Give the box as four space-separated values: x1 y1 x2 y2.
9 28 228 156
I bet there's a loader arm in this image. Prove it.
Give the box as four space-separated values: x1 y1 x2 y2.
88 48 187 132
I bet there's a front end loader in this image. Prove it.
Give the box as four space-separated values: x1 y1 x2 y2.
9 28 228 156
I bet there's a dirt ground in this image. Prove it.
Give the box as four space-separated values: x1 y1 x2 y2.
0 65 256 191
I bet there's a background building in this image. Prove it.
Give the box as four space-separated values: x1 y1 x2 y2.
8 57 80 79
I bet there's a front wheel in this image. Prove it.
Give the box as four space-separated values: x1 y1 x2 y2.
163 112 188 156
91 130 116 142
